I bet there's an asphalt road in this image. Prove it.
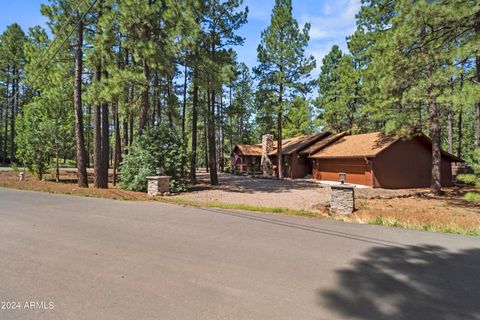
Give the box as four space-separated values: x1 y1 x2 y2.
0 188 479 320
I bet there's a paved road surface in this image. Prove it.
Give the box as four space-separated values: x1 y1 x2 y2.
0 188 479 320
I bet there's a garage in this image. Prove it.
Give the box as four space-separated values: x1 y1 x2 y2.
309 132 460 188
312 158 371 186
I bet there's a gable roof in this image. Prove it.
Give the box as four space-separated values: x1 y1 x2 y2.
309 132 397 159
268 131 331 156
309 131 462 162
233 144 263 156
299 132 347 156
232 132 332 157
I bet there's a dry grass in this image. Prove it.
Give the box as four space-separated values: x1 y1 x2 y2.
0 170 148 201
340 193 480 236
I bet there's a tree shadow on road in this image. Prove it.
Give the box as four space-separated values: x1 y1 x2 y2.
319 244 480 320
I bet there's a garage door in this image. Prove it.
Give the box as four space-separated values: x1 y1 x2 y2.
312 158 370 186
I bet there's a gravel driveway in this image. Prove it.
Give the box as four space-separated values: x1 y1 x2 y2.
177 172 424 211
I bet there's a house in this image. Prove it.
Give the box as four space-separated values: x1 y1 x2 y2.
309 132 460 188
231 131 335 178
230 144 262 173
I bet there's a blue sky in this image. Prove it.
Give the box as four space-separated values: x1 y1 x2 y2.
0 0 360 78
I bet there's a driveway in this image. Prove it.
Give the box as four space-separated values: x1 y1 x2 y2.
179 172 425 211
0 188 479 320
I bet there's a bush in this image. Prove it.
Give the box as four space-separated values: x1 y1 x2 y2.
170 180 190 193
464 192 480 202
457 174 479 188
119 125 187 191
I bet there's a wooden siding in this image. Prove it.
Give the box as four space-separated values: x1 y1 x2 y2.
373 139 453 188
311 138 454 188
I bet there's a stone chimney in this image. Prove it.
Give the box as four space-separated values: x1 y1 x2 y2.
261 134 274 176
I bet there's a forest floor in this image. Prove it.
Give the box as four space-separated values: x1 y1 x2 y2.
0 169 478 236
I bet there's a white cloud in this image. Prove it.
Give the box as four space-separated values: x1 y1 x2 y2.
298 0 361 77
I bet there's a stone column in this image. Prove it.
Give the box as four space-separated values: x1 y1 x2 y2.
147 176 171 196
261 134 274 176
330 185 355 214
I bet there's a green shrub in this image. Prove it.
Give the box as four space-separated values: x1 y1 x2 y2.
170 180 190 193
457 173 479 187
119 125 187 191
464 192 480 202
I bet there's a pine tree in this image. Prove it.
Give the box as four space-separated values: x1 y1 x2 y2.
254 0 315 179
283 96 313 138
0 24 26 165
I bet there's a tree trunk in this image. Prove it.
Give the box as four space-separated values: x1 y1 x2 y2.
100 101 109 187
86 104 92 167
73 15 88 188
93 64 103 188
139 58 150 136
0 71 6 165
182 62 188 137
204 98 209 173
208 89 218 185
113 102 121 186
152 74 159 126
10 68 17 164
55 150 60 183
3 101 7 165
277 111 283 179
277 82 284 179
219 90 224 172
457 107 463 159
428 90 442 195
447 108 454 154
2 68 8 166
123 117 128 156
129 112 133 146
181 62 188 178
167 77 173 128
190 63 198 184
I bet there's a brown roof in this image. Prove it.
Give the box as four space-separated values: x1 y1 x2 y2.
268 132 331 156
233 144 262 156
309 132 399 159
309 131 463 162
233 132 332 157
299 132 347 156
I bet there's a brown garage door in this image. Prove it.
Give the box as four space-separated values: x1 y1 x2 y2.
312 158 370 186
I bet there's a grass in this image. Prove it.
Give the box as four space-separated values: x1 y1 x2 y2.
465 192 480 202
359 215 480 237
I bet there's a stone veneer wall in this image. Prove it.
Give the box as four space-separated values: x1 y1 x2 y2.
330 185 355 214
147 176 171 196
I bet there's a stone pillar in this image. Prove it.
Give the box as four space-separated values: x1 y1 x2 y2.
261 134 274 176
147 176 171 196
330 185 355 214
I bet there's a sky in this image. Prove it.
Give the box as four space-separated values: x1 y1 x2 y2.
0 0 361 78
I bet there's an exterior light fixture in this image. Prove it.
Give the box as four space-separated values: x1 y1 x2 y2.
339 172 346 184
